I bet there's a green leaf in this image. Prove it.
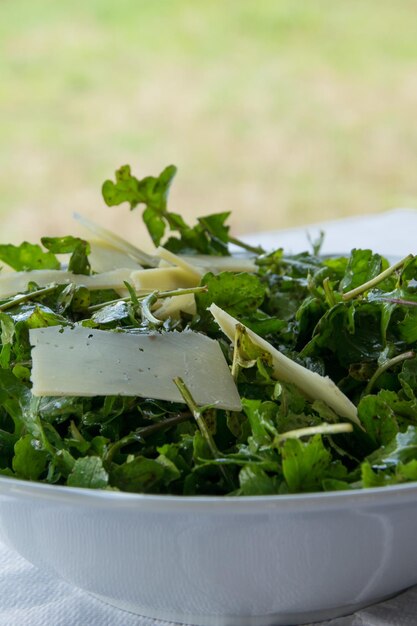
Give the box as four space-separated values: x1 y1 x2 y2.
361 462 395 488
367 426 417 470
303 302 385 367
102 165 140 208
67 456 109 489
102 164 177 246
358 389 416 430
340 249 389 293
322 478 353 491
192 430 213 462
397 459 417 481
242 399 278 447
12 364 30 381
102 164 235 254
0 242 60 271
155 453 181 485
143 207 166 246
68 241 91 275
399 309 417 343
361 455 417 488
241 315 287 337
357 392 399 447
238 465 281 495
109 456 165 493
41 236 91 275
197 212 230 249
281 434 332 493
196 272 265 326
399 357 417 400
9 304 68 329
0 312 15 368
12 434 48 480
102 164 176 211
37 396 86 425
0 368 31 429
234 325 273 374
0 428 18 468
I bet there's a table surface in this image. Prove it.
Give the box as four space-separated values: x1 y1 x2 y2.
1 208 417 626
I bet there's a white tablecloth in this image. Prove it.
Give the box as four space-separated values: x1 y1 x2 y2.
2 208 417 626
1 538 417 626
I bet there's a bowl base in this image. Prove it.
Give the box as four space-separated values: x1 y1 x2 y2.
89 591 400 626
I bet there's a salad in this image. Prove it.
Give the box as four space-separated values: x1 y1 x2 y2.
0 163 417 496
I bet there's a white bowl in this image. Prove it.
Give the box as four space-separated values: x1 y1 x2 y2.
1 476 417 625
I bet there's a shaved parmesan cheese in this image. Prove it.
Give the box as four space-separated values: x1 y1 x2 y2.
30 326 241 411
153 293 196 320
181 254 257 274
130 267 200 292
209 303 361 426
74 212 158 267
89 240 143 273
156 247 203 280
0 268 134 298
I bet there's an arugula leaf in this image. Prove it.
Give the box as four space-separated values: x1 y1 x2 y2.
9 303 67 327
339 249 390 293
197 212 230 245
12 434 48 480
281 434 333 493
102 164 176 212
399 310 417 343
357 393 399 447
303 302 388 368
238 465 281 495
109 456 165 493
155 453 181 486
0 368 31 431
0 312 15 368
102 164 177 246
102 164 234 254
195 272 265 332
360 462 395 488
67 456 108 489
0 242 60 271
242 399 278 447
41 236 91 275
366 426 417 470
361 455 417 488
399 357 417 400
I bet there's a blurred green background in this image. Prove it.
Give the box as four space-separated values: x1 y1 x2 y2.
1 1 417 247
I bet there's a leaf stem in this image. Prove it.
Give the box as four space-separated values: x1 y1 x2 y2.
173 378 218 457
275 422 353 445
364 351 415 395
105 412 192 464
228 236 264 255
0 284 58 311
323 277 337 307
173 377 235 490
377 297 417 307
342 255 413 302
87 285 208 313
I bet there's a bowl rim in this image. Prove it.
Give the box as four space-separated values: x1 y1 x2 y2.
1 474 417 513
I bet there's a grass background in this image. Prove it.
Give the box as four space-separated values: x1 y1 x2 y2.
1 1 417 248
